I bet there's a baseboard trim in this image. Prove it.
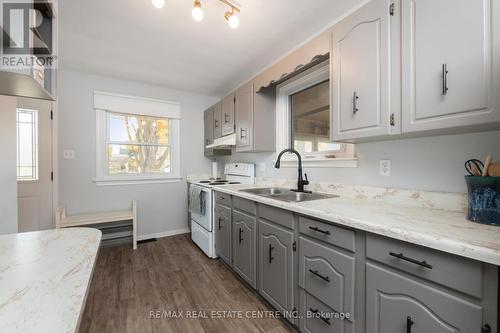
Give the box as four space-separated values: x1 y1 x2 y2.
137 228 190 241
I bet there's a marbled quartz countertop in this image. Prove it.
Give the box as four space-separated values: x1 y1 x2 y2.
0 228 102 333
213 184 500 266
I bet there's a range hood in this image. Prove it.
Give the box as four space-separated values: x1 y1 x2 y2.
206 133 236 149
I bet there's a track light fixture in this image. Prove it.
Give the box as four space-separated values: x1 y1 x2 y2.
153 0 241 29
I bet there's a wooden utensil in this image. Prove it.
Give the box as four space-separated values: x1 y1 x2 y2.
482 155 492 177
488 162 500 177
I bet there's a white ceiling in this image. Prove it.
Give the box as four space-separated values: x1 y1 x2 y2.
59 0 362 97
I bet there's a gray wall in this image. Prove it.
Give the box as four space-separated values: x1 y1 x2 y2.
58 70 218 237
0 95 18 234
217 130 500 193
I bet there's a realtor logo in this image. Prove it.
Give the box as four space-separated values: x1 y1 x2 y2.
0 0 57 69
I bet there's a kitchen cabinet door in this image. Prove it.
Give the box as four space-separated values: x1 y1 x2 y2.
213 102 222 139
214 205 231 265
402 0 498 133
232 211 256 288
204 107 214 157
331 0 398 141
258 220 294 314
235 81 253 151
366 263 483 333
221 93 235 136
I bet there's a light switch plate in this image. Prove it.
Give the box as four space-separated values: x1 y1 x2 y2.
379 159 391 176
63 150 75 159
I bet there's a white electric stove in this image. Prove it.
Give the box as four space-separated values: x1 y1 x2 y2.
189 163 255 258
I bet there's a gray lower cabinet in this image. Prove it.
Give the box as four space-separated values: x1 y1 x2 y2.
258 219 294 314
366 263 483 333
300 290 355 333
214 204 231 265
232 210 257 288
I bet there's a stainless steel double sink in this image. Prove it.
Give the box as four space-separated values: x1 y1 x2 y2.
239 187 338 203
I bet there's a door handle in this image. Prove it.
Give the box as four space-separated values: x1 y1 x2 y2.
308 269 330 283
268 244 275 264
389 252 433 269
407 316 414 333
352 91 359 114
239 228 243 244
308 226 331 235
442 64 449 95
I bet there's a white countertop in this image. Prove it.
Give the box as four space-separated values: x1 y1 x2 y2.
213 184 500 266
0 228 102 333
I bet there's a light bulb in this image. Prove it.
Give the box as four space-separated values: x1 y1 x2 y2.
227 14 239 29
192 1 203 22
152 0 165 9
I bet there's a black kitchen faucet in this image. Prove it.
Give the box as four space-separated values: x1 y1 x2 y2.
274 148 311 193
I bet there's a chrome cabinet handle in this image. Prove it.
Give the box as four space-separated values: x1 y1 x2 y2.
389 252 433 269
442 64 449 95
268 244 275 264
308 269 330 282
239 127 246 139
352 91 359 114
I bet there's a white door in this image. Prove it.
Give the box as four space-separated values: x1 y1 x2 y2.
17 98 53 232
402 0 496 133
331 0 399 141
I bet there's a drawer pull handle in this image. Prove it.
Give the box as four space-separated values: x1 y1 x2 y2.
407 316 414 333
389 252 433 269
239 228 243 244
268 244 275 264
309 308 331 326
308 269 330 283
308 226 331 235
218 196 225 200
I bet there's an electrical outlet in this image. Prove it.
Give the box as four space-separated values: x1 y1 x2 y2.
380 159 391 176
63 150 75 159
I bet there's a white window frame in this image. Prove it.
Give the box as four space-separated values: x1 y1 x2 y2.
93 92 182 186
276 61 357 168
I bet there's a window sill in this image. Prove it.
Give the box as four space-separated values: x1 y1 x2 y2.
93 176 183 186
278 158 358 168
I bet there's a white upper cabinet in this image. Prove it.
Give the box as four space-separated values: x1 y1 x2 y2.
331 0 399 141
402 0 498 133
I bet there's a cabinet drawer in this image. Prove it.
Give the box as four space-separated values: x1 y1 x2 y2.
233 196 256 215
299 237 355 316
299 216 355 252
259 204 293 229
299 290 354 333
366 263 482 333
366 234 482 298
214 192 231 207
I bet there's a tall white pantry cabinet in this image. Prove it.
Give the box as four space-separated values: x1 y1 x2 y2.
331 0 500 142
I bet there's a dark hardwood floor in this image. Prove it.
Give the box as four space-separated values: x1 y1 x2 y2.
79 233 295 333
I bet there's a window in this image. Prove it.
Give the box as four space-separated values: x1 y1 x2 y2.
107 112 171 174
276 61 356 167
291 80 341 155
94 91 181 185
16 108 38 181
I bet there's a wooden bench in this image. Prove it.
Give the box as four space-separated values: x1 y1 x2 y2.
56 201 137 249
